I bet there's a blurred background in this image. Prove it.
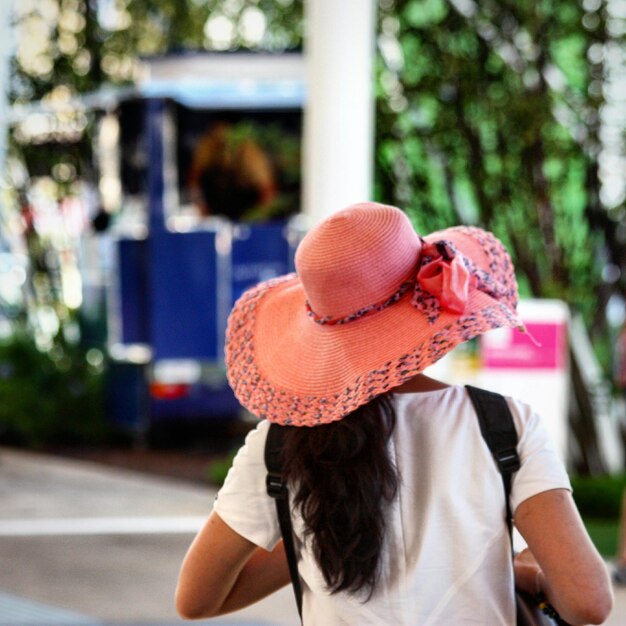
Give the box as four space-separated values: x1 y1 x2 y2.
1 0 626 624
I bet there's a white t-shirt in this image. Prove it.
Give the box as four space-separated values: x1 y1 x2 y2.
214 385 571 625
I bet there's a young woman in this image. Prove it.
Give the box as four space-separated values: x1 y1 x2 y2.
176 202 612 625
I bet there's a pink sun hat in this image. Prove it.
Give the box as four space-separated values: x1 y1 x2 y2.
225 201 524 427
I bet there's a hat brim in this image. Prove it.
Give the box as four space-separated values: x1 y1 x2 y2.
225 272 521 427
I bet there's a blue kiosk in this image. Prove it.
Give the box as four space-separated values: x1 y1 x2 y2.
106 52 306 433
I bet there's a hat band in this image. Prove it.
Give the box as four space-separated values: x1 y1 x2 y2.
305 238 515 328
305 281 413 326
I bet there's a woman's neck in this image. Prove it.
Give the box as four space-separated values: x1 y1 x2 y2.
391 374 451 394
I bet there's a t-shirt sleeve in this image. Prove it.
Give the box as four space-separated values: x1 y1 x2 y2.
506 397 572 514
212 420 281 551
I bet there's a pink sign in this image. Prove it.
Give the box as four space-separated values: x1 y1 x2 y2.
481 322 567 370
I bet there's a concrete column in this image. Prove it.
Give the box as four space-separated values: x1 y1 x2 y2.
303 0 377 224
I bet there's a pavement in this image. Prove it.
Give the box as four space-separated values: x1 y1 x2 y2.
0 446 299 626
0 446 625 626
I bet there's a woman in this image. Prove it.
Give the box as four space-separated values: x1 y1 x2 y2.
176 202 612 625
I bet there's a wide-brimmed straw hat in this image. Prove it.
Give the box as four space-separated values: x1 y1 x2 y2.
225 202 524 426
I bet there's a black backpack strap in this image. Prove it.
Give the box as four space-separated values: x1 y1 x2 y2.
465 385 521 541
466 386 572 625
264 423 303 622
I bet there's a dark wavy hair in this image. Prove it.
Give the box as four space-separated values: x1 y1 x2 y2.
281 393 399 598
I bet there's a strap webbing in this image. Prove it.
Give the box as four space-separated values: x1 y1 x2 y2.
264 423 303 622
465 386 572 625
465 385 521 545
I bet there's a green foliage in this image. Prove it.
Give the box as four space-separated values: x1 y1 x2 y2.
571 473 626 519
403 0 448 27
573 474 626 556
12 0 303 101
0 331 108 448
375 0 616 340
206 448 237 486
582 518 618 557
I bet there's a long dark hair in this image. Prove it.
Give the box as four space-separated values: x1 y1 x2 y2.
281 393 399 598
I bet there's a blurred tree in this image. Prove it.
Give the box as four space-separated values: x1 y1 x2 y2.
11 0 302 101
375 0 625 347
7 0 625 357
105 0 303 61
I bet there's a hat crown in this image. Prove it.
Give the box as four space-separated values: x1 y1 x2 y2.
295 203 421 319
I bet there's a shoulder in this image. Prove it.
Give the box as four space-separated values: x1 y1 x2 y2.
501 395 548 446
244 418 272 444
502 395 536 428
215 420 272 502
230 419 272 468
460 387 558 457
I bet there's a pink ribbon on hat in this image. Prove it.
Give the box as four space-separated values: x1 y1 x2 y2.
412 238 527 331
416 241 471 315
412 239 482 324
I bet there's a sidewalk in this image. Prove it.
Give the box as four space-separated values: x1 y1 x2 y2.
0 446 298 626
0 445 624 625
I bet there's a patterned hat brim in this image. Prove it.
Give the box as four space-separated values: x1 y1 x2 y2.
225 226 522 426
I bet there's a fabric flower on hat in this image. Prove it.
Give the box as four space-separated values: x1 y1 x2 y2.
412 240 474 324
417 241 471 315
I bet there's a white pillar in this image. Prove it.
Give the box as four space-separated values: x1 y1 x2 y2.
303 0 377 224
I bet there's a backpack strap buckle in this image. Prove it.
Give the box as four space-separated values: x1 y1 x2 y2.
266 472 287 499
495 448 521 474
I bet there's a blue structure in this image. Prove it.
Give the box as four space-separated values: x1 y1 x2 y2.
107 53 305 431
